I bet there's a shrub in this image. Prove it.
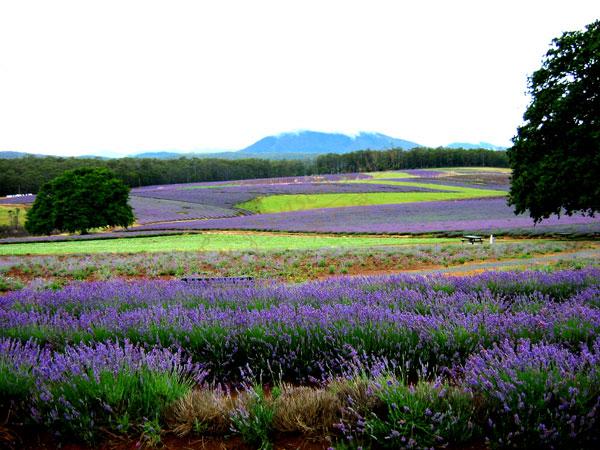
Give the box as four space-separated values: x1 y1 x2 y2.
354 378 478 449
465 339 600 448
230 384 278 450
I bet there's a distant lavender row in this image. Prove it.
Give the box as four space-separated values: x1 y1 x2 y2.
401 169 444 177
134 198 600 234
0 174 373 206
130 173 370 192
129 196 239 224
0 194 35 204
0 230 184 244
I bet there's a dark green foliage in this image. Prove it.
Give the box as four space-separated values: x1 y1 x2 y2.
25 168 134 235
0 156 309 196
315 147 508 173
508 20 600 222
0 363 34 416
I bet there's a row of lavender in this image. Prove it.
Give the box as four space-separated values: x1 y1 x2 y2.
3 270 598 366
1 268 599 446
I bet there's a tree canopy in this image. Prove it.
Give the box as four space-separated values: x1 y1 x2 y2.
25 167 135 235
508 20 600 222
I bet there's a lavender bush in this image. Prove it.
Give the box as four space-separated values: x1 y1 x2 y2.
0 338 205 443
465 339 600 448
343 379 479 449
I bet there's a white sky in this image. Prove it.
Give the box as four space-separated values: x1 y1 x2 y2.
0 1 598 157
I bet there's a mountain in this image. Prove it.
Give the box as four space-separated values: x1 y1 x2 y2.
0 151 111 159
132 150 236 159
0 151 36 158
1 134 506 160
132 151 191 159
446 142 507 151
239 131 421 155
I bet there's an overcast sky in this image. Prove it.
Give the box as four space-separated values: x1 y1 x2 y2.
0 1 598 156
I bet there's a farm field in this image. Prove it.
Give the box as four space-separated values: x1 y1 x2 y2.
1 240 593 290
135 198 600 236
2 167 598 241
1 167 599 449
115 168 597 236
238 188 505 214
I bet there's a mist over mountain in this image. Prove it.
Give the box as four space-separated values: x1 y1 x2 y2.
446 142 507 151
0 151 37 159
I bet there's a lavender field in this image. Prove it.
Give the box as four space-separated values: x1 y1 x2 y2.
129 180 444 223
129 196 240 223
3 167 597 238
1 268 600 448
135 197 600 235
1 168 599 449
127 168 597 235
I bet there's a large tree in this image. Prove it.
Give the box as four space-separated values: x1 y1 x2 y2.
508 20 600 222
25 167 135 235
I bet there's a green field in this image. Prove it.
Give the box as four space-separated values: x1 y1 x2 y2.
239 184 506 213
0 233 456 255
347 179 507 193
0 205 28 227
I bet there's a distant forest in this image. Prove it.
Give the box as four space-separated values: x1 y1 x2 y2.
0 147 508 196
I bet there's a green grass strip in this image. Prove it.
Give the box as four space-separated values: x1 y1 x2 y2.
0 233 455 255
364 170 419 179
239 183 506 213
181 183 242 190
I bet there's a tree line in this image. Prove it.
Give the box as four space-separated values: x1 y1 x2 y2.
314 147 508 174
0 147 508 196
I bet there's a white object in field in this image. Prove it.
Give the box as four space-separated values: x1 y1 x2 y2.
489 234 495 244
